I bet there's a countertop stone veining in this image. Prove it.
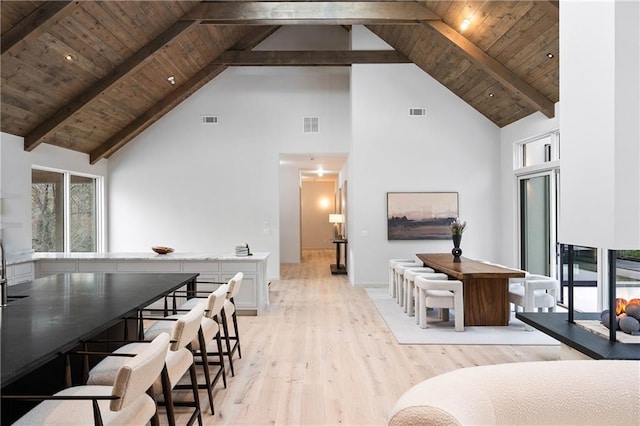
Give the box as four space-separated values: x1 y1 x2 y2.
6 251 269 265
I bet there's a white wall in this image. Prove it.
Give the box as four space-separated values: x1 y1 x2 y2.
559 0 640 249
107 27 352 280
349 26 501 285
0 132 108 254
279 163 301 263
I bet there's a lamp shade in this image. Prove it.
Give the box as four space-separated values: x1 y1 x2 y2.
329 214 343 224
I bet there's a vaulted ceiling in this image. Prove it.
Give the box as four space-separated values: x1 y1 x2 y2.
1 1 558 164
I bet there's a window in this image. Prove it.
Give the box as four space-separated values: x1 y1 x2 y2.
515 131 560 170
32 168 103 253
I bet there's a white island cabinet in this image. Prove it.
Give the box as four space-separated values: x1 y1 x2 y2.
35 252 270 315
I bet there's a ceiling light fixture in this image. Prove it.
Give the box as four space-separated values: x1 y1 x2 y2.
167 76 175 85
547 52 554 58
460 18 471 31
65 54 73 61
488 92 495 97
317 167 324 177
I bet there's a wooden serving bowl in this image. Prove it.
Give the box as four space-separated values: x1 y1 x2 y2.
152 246 174 255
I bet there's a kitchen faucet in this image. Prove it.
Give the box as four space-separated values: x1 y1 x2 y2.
1 239 7 306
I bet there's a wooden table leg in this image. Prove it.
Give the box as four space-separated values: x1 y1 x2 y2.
462 277 510 326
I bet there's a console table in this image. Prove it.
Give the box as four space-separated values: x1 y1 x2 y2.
417 254 525 326
330 239 348 275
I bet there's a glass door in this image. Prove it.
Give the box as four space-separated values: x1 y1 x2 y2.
518 172 554 276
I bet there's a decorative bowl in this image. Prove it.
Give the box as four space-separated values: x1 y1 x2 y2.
152 246 174 255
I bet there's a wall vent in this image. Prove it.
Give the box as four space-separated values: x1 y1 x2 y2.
409 108 427 117
303 116 319 133
202 115 219 124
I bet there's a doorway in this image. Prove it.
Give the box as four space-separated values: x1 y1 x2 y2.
279 153 347 264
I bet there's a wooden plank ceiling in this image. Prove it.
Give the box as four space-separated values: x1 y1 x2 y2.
1 1 558 164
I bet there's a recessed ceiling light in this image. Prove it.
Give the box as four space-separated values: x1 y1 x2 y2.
167 76 176 85
460 18 471 31
488 92 495 97
547 52 554 58
65 54 73 61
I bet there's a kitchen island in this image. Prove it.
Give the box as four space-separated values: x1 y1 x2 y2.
7 252 270 315
1 272 198 423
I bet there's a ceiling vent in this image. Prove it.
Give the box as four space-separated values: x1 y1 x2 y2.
303 116 319 133
409 108 427 117
202 115 219 124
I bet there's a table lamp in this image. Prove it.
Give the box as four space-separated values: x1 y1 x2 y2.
329 213 344 239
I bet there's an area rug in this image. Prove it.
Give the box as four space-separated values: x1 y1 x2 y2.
365 287 560 345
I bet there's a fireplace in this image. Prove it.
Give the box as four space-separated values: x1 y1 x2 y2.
600 298 640 335
517 246 640 360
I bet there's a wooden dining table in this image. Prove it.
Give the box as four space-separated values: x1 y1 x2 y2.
417 253 525 326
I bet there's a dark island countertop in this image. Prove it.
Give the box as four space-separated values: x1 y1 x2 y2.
1 272 198 387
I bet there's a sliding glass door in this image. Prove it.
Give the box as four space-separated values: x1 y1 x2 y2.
518 171 557 277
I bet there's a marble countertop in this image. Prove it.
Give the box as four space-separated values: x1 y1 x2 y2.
6 251 270 265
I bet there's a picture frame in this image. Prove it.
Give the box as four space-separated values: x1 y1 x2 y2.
387 192 459 240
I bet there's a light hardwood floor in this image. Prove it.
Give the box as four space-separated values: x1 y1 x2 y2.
173 249 559 425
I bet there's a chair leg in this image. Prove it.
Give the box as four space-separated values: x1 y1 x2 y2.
147 387 161 426
160 366 176 426
231 307 242 359
197 329 215 415
188 363 203 426
454 291 464 332
215 331 227 388
418 290 427 329
219 310 235 376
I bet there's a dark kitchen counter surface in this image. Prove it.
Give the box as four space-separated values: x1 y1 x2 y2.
1 272 198 386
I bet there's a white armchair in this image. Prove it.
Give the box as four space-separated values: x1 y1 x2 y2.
388 259 418 298
414 278 464 332
509 274 559 330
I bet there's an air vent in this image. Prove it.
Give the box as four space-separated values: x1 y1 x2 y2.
202 115 219 124
409 108 427 117
303 116 319 133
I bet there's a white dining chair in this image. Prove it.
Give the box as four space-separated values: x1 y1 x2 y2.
509 274 559 331
415 277 464 332
404 271 448 318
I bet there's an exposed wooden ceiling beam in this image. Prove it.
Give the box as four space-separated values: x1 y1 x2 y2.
89 27 280 164
24 20 199 152
183 2 440 25
89 63 228 164
1 1 80 56
422 20 555 118
213 50 410 66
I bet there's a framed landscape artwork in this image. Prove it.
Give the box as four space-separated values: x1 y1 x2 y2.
387 192 459 240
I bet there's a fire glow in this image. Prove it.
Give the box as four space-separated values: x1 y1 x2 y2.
602 298 640 335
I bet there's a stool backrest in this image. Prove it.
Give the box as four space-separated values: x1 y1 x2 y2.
205 283 229 319
111 333 170 411
227 272 244 299
170 304 205 351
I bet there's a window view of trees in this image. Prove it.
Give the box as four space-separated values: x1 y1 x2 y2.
32 170 63 252
70 175 96 252
32 169 98 253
